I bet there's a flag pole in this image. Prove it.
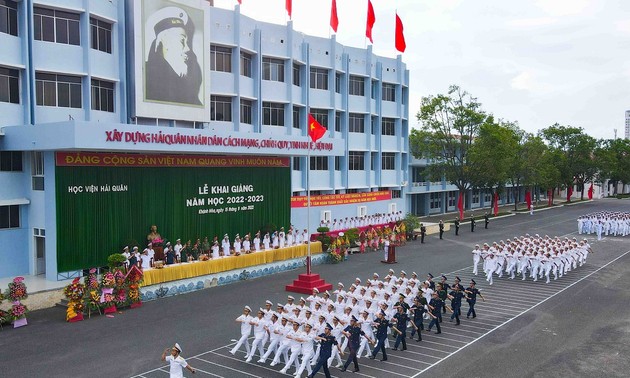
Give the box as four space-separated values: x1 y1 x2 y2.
306 138 312 275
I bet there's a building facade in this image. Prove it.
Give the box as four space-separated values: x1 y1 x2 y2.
625 110 630 139
0 0 409 280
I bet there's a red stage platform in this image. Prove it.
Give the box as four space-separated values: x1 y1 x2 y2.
286 273 333 294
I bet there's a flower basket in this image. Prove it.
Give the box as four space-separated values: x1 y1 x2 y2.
13 317 27 328
68 312 84 323
6 276 28 301
103 305 117 314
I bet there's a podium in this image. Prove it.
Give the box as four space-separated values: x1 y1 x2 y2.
381 244 397 264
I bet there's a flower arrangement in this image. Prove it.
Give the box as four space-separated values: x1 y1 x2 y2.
101 271 116 288
66 301 84 321
151 237 164 247
86 290 101 311
84 268 99 290
0 309 8 324
6 276 28 301
63 278 85 301
114 288 127 307
329 249 344 263
114 270 126 287
9 301 28 320
128 283 141 304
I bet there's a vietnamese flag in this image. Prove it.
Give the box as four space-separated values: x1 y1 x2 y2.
567 185 573 201
493 192 499 216
366 0 376 43
308 114 327 142
588 183 594 200
525 191 532 209
457 191 464 220
286 0 292 19
330 0 339 32
395 13 406 53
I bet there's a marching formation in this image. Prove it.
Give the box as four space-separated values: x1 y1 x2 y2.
471 234 593 284
577 211 630 240
229 269 484 377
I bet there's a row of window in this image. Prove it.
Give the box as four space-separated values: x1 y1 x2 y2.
1 2 113 53
0 205 19 229
293 153 397 171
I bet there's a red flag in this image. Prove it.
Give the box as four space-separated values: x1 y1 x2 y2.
588 183 594 200
330 0 339 32
547 189 552 206
366 0 376 43
286 0 292 19
237 0 242 4
567 185 573 201
308 114 327 142
525 191 532 209
493 192 499 216
457 191 464 220
395 13 406 53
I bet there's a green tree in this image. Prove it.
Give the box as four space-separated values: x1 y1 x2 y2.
411 85 494 208
595 138 630 195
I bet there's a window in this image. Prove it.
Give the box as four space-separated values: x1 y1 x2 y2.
310 67 328 90
34 7 80 45
348 113 364 133
348 151 364 170
382 152 395 170
292 64 301 86
448 191 456 207
382 83 396 102
90 17 111 53
391 190 401 199
31 151 44 191
472 189 480 203
335 72 341 93
293 157 301 171
240 99 252 124
371 116 378 134
262 102 284 126
262 57 284 82
0 151 22 171
210 96 232 121
334 156 341 171
349 75 365 96
210 45 232 72
371 152 377 171
310 156 328 170
484 192 492 203
335 111 341 132
240 51 252 77
402 87 407 105
382 118 395 136
310 109 328 128
0 0 18 36
0 205 19 229
91 79 114 112
371 80 378 99
430 192 442 209
35 73 82 108
292 106 301 129
0 66 19 104
357 206 367 217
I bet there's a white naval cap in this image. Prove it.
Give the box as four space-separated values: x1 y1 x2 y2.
173 343 182 353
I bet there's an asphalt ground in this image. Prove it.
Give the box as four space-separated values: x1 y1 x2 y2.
1 199 629 378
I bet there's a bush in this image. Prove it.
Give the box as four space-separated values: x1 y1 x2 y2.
107 253 126 269
344 228 359 246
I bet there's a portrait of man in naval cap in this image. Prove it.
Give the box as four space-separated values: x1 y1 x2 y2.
143 1 203 106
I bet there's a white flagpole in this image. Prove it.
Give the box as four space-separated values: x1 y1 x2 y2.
306 138 312 275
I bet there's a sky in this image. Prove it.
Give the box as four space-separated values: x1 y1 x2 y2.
212 0 630 140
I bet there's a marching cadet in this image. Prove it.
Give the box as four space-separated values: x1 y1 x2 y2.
356 310 375 358
439 220 445 239
245 308 269 362
465 279 484 319
278 321 303 375
472 244 482 275
307 323 343 378
439 275 450 313
257 313 282 364
294 322 316 378
484 213 490 229
454 217 460 235
391 305 409 351
409 297 425 341
369 310 390 361
435 283 447 323
470 214 476 232
230 306 253 356
427 292 442 334
447 285 464 325
340 315 372 373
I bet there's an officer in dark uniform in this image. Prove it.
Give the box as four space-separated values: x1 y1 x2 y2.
454 218 460 235
484 213 490 229
452 276 465 291
340 316 371 372
438 220 444 239
427 292 442 334
470 214 476 232
369 310 390 361
394 294 410 312
448 285 464 325
409 297 425 341
436 283 447 323
465 279 484 319
426 273 436 290
308 323 343 378
391 305 409 351
439 275 450 313
420 224 427 243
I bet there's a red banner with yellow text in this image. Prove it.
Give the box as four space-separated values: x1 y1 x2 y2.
56 152 289 168
291 191 392 208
